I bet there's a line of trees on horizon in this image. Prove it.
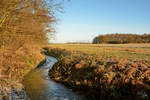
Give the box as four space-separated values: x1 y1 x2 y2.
92 33 150 44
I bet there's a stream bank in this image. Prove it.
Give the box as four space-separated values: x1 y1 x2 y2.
23 56 86 100
0 45 44 100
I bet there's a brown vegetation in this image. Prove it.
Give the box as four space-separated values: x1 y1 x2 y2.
46 48 150 100
0 44 45 98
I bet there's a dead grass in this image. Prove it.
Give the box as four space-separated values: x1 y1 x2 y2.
0 44 44 80
0 44 45 99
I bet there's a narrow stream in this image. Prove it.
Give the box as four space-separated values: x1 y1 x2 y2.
23 56 86 100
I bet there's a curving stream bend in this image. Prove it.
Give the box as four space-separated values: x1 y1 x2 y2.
23 56 86 100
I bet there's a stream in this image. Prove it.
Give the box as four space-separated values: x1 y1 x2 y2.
23 56 86 100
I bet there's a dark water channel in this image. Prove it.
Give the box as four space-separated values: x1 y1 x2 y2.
23 56 86 100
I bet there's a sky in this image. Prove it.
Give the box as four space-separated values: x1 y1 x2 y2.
52 0 150 43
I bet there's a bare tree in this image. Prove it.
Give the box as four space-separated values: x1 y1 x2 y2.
0 0 64 47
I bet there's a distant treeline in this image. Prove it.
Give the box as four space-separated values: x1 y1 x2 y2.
93 33 150 44
67 42 90 44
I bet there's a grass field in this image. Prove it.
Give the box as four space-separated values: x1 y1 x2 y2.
48 43 150 60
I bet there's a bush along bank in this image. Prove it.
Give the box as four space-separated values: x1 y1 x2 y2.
46 48 150 100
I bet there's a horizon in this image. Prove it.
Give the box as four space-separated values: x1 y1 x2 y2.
51 0 150 43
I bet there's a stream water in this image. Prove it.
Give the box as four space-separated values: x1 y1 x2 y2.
23 56 86 100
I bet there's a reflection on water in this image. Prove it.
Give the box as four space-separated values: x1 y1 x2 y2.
23 56 86 100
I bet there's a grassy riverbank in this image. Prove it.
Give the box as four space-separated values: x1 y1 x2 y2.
46 44 150 100
0 44 45 99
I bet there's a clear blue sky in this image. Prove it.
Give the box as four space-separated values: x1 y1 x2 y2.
52 0 150 43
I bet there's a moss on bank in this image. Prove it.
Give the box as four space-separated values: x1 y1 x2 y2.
46 48 150 100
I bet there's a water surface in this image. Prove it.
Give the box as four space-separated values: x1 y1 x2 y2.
23 56 86 100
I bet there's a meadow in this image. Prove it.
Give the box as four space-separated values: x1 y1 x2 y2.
46 43 150 100
48 43 150 60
